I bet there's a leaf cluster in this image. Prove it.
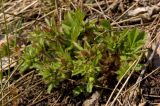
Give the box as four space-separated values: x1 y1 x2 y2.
18 9 146 95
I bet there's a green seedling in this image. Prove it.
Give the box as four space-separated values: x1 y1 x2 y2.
18 9 146 95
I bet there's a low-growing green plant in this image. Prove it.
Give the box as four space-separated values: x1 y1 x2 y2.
18 9 146 94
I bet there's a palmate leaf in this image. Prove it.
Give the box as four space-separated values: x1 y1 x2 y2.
121 28 145 57
127 28 145 48
117 28 145 80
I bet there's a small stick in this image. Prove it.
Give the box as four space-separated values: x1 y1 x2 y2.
127 42 159 105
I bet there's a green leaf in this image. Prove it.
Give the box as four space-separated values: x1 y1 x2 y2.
127 28 136 47
47 83 54 93
86 77 94 93
62 24 71 37
0 71 3 81
127 28 145 48
62 9 84 41
31 62 43 70
75 9 85 23
72 41 83 51
40 69 51 79
87 81 93 93
73 86 85 96
19 61 31 73
116 62 129 80
120 55 128 61
71 26 81 41
101 20 111 31
93 51 102 65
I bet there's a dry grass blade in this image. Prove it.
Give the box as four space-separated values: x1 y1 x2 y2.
84 4 121 28
4 70 35 91
0 0 53 34
31 91 43 105
121 67 160 102
2 80 43 106
0 61 23 94
105 60 137 106
123 43 159 105
115 1 139 21
109 56 142 106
